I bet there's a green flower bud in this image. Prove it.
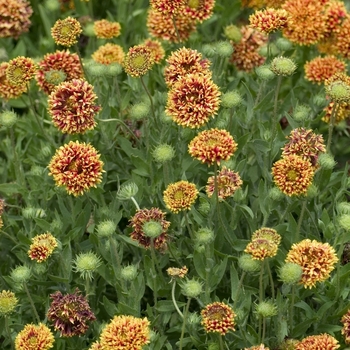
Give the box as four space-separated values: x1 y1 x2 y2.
318 153 336 170
152 144 175 163
83 22 96 37
0 290 18 316
45 69 67 86
187 312 201 325
105 63 123 76
215 41 233 57
32 263 47 275
195 227 214 245
326 81 350 102
270 56 297 76
44 0 60 11
142 220 163 238
130 103 150 121
255 65 276 81
195 244 206 253
86 62 108 77
0 110 17 128
198 199 210 215
259 43 279 57
120 265 138 281
73 251 102 280
96 220 116 238
39 145 52 160
255 301 277 318
275 38 293 51
238 254 261 273
293 104 310 122
202 44 216 58
208 343 220 350
339 214 350 231
268 187 284 201
181 279 203 298
279 262 302 284
224 24 242 42
306 184 318 199
337 202 350 215
221 90 242 108
11 265 31 284
22 207 36 219
116 182 139 200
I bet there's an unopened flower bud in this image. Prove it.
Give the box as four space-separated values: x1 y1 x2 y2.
33 263 47 275
116 182 138 200
270 56 297 76
96 220 116 238
44 0 60 11
198 199 210 215
325 81 350 103
275 38 293 51
0 290 18 316
45 69 67 86
0 110 17 128
86 62 107 77
11 265 31 284
152 144 175 163
181 279 203 298
22 206 37 219
120 265 138 281
142 220 163 238
202 44 216 58
73 251 102 280
105 63 123 76
130 103 150 121
339 214 350 231
259 43 279 57
255 65 275 81
293 104 310 122
318 153 336 170
208 343 220 350
187 312 201 325
83 23 95 37
221 90 242 108
215 41 233 57
279 262 302 284
224 24 242 42
268 187 284 201
195 227 214 245
238 254 261 273
337 202 350 215
255 301 277 317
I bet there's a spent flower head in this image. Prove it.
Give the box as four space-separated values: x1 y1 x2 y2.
238 254 261 273
270 56 296 76
96 220 116 238
120 265 138 281
152 144 175 163
181 279 203 298
0 290 18 316
116 182 139 200
255 301 278 318
221 90 242 108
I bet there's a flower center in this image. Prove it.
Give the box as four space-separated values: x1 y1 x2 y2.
132 55 147 69
287 169 299 181
188 0 200 9
28 336 38 345
13 67 24 78
174 190 184 200
60 25 71 37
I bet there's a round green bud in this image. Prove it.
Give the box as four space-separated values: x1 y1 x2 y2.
224 24 242 42
312 93 326 108
120 265 138 281
306 184 318 199
22 206 37 219
337 202 350 215
279 262 303 284
152 144 175 163
142 220 163 238
195 227 214 245
86 62 107 77
255 65 276 81
105 63 123 76
293 104 311 122
270 56 297 76
0 290 18 316
202 44 216 58
275 38 293 52
83 22 96 37
73 251 102 280
221 90 242 108
255 301 277 318
215 41 233 57
208 343 220 350
11 265 31 284
198 200 210 215
96 220 116 238
325 81 350 102
195 244 206 253
32 263 47 276
116 182 138 200
45 69 67 86
268 187 284 201
0 48 8 62
187 312 201 325
259 43 279 57
338 214 350 231
44 0 60 11
238 254 261 273
0 110 17 128
318 153 336 170
181 279 203 298
130 103 150 121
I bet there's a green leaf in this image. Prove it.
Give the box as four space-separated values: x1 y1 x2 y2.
209 257 228 291
102 296 118 317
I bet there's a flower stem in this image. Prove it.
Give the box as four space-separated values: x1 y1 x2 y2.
326 101 339 153
171 280 184 318
184 212 194 239
179 297 191 350
140 76 155 120
296 200 307 243
171 16 181 43
23 282 40 324
130 196 140 210
266 261 275 299
219 334 225 350
289 284 296 336
5 316 14 350
262 317 266 344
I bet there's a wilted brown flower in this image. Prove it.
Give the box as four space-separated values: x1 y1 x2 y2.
15 323 54 350
93 19 121 39
92 43 125 65
150 0 186 15
230 25 267 72
272 154 314 196
0 290 18 316
249 8 289 34
163 180 198 213
99 315 150 350
6 56 36 86
124 45 154 77
342 309 350 344
36 50 83 94
0 62 27 100
183 0 215 23
188 128 237 165
282 128 326 167
28 232 58 263
48 78 100 134
167 266 188 279
0 0 33 39
48 141 104 196
142 38 165 64
47 289 96 337
304 55 346 84
164 47 211 88
166 73 220 128
206 166 242 200
286 239 339 289
51 17 82 47
147 8 196 43
295 333 339 349
201 302 236 335
129 208 170 249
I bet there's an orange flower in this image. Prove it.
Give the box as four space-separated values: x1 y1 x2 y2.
322 100 350 124
249 8 289 34
51 17 82 47
6 56 36 86
99 315 150 350
0 0 33 39
124 45 154 77
92 43 125 65
241 0 285 9
36 50 83 94
93 19 121 39
163 180 198 213
334 16 350 59
188 128 237 165
201 302 236 335
89 342 102 350
15 323 54 350
324 0 348 38
167 266 188 279
48 141 104 196
230 26 267 72
341 309 350 344
147 8 196 43
245 346 270 350
166 73 220 128
28 233 58 263
286 239 338 289
0 62 27 100
206 166 242 200
150 0 186 15
48 78 100 134
304 55 346 84
142 38 165 64
164 47 211 88
272 154 314 196
295 333 339 349
183 0 215 23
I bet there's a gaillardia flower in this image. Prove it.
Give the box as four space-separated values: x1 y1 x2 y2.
201 302 236 335
93 19 121 39
295 333 339 350
245 346 269 350
163 180 198 213
36 50 83 94
0 62 27 100
164 47 211 88
48 78 101 134
341 309 350 344
245 227 281 260
124 44 154 77
15 323 54 350
167 266 188 279
272 154 314 196
0 0 33 39
142 38 165 64
304 55 346 84
150 0 186 15
282 128 326 168
188 128 237 165
51 17 82 47
0 290 18 316
99 315 151 350
47 289 96 337
6 56 36 86
166 73 220 128
28 232 58 263
129 207 170 249
285 239 338 289
334 16 350 60
206 166 242 200
249 8 289 34
48 141 104 196
183 0 215 23
92 43 125 65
